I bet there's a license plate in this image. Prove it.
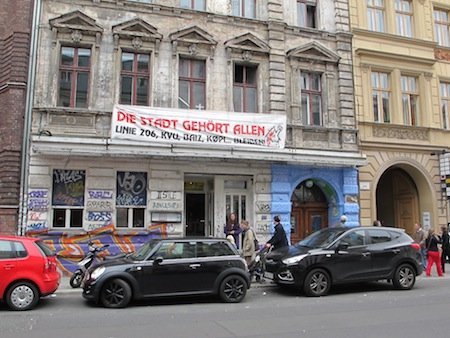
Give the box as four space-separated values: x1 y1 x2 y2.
264 272 274 279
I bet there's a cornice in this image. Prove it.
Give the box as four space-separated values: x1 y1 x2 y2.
352 28 438 49
355 48 436 66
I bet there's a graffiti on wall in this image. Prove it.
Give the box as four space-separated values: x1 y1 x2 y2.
27 189 49 231
86 189 114 230
26 222 170 275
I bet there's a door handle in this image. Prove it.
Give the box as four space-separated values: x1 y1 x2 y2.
3 264 15 270
189 264 201 269
392 249 401 254
130 266 143 272
362 252 371 257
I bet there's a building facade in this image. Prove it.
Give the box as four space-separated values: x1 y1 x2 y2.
0 0 35 234
350 0 450 233
26 0 364 273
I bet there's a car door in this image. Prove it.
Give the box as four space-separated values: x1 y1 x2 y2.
367 229 402 278
133 241 200 296
327 229 372 283
0 240 17 296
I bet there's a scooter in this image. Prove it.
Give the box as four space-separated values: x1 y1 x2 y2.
69 241 110 288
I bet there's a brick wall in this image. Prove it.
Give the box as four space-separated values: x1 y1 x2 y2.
0 0 33 233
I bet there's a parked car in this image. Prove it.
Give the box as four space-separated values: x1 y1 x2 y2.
265 226 423 297
82 238 250 308
0 235 60 310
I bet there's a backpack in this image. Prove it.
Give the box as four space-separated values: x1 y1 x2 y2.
251 229 259 251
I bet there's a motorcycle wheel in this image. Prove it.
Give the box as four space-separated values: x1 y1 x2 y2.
70 271 83 288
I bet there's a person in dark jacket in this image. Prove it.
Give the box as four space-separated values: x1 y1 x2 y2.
224 212 242 249
440 225 449 272
265 215 288 250
425 228 443 277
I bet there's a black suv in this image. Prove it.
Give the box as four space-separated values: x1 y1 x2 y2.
265 226 423 297
82 238 250 308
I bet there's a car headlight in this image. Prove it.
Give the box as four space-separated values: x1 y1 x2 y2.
282 254 308 265
90 266 105 280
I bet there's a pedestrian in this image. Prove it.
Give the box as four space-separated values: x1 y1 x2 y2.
440 225 449 272
373 220 382 227
224 212 242 249
425 228 443 277
240 220 256 265
265 215 288 250
339 215 347 226
412 223 427 269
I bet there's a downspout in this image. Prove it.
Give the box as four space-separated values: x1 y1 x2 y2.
19 0 41 235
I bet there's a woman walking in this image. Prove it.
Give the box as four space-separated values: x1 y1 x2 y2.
425 228 443 277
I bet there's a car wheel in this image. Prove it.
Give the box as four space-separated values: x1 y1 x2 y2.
219 275 247 303
303 269 331 297
392 264 415 290
6 282 39 311
69 271 83 288
100 278 132 308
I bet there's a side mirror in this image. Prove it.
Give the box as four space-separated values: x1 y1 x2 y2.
336 242 349 253
154 256 164 265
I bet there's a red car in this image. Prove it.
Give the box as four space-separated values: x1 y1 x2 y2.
0 235 60 310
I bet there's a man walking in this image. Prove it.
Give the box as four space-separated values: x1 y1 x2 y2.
413 223 427 269
266 215 288 250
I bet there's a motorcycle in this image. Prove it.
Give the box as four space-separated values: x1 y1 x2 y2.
69 241 110 288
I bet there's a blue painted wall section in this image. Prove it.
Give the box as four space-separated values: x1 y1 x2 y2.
271 164 360 242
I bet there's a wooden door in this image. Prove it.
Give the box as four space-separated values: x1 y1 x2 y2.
291 205 328 244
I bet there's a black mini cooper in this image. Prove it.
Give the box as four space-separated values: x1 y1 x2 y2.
82 238 250 308
265 226 423 297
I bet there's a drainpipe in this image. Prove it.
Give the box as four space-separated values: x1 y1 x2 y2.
18 0 41 236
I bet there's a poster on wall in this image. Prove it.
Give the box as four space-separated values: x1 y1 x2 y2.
27 188 49 231
111 105 287 149
116 172 147 206
52 169 85 206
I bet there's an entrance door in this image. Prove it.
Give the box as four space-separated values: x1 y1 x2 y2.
185 193 205 236
291 206 328 243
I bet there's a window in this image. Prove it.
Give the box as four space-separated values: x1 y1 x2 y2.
178 58 206 109
233 64 257 112
371 72 390 123
395 0 413 37
367 0 385 32
180 0 205 10
341 230 366 247
120 52 150 106
297 0 316 28
440 82 450 129
0 240 14 259
116 171 147 228
401 75 418 126
368 229 391 244
153 242 195 259
58 46 91 108
52 169 85 228
232 0 256 19
434 9 450 47
300 71 322 126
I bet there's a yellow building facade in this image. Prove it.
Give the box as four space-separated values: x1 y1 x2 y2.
350 0 450 233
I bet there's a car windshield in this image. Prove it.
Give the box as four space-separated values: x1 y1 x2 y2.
295 227 348 249
129 240 159 261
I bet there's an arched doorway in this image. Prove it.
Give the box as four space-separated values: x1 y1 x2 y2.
376 167 419 234
290 180 328 244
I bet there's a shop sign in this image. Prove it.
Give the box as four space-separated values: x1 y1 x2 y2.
111 105 286 149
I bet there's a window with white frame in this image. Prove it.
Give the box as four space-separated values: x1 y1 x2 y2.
52 169 85 228
116 172 147 228
440 82 450 130
297 0 316 28
180 0 205 10
401 75 419 126
371 71 390 123
178 58 206 110
116 171 147 228
58 46 91 108
300 71 322 126
367 0 385 32
232 0 256 19
434 9 450 47
233 63 257 113
120 52 150 106
395 0 413 37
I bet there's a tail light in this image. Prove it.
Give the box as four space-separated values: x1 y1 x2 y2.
44 257 57 273
410 243 421 251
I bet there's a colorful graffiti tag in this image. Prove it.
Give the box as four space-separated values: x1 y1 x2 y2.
26 223 169 276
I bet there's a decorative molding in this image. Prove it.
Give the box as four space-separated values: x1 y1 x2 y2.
169 25 217 59
112 18 162 54
435 48 450 62
287 41 340 64
372 125 429 141
224 32 270 58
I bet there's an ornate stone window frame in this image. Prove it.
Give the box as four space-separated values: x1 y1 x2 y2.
112 18 163 106
287 41 340 127
169 26 217 109
224 32 270 113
